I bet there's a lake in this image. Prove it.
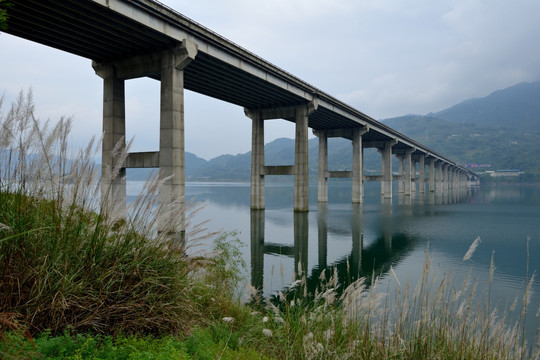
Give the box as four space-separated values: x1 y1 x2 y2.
129 180 540 341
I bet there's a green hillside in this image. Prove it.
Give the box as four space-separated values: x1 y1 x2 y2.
383 81 540 179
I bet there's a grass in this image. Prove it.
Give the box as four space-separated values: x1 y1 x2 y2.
1 90 540 359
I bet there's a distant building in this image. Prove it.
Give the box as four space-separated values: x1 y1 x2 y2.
486 169 522 177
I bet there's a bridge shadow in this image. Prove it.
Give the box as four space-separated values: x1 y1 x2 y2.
249 203 419 304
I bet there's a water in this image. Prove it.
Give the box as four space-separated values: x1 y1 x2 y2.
129 180 540 341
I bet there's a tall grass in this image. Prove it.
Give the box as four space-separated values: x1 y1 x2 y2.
0 90 214 335
248 244 540 359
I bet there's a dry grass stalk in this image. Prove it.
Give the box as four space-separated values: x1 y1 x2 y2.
0 89 219 336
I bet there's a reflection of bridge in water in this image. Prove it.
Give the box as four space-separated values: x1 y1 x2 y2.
250 186 473 297
250 205 419 297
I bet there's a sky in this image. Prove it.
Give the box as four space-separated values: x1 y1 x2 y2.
2 0 540 160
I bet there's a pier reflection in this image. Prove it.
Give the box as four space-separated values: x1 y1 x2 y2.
249 203 419 300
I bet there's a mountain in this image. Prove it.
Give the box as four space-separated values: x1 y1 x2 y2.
382 81 540 178
433 81 540 131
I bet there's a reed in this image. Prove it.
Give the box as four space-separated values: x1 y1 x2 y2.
248 241 539 359
0 90 215 336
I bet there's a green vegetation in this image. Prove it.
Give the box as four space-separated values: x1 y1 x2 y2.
2 90 539 359
0 0 11 31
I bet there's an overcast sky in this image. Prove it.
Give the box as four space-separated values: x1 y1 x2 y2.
2 0 540 159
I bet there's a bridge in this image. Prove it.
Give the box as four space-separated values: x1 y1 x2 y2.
4 0 479 235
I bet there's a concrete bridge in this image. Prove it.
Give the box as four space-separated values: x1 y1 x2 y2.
5 0 479 235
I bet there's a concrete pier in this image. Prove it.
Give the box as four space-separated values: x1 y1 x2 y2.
158 47 187 236
315 126 367 204
317 131 328 202
246 101 317 211
294 105 310 212
352 127 367 204
436 161 444 193
94 41 197 238
418 155 426 194
428 158 436 193
98 62 126 218
398 155 404 194
248 110 265 210
381 141 396 199
404 149 413 197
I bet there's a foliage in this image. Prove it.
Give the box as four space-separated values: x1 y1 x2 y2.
0 0 12 31
207 231 246 294
1 329 274 359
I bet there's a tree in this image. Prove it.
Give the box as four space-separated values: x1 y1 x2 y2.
0 0 12 31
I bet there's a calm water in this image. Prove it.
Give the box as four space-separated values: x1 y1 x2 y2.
129 181 540 339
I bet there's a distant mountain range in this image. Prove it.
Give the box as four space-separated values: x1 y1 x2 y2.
130 80 540 181
382 81 540 178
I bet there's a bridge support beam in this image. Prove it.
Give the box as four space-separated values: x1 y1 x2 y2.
404 149 414 197
317 131 328 202
294 105 310 211
436 161 444 193
315 126 367 204
418 155 426 194
94 40 197 240
352 127 367 204
99 63 126 218
158 47 189 238
246 101 318 211
249 111 265 209
380 140 396 200
397 155 404 194
442 163 450 191
412 157 418 196
428 158 436 193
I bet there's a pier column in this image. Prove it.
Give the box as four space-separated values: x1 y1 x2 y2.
352 127 367 203
397 155 404 194
418 155 426 194
248 110 265 209
436 161 444 193
428 158 436 193
158 45 193 237
442 163 449 191
318 130 328 202
411 157 418 195
294 104 312 212
94 40 197 238
99 63 126 217
381 140 396 200
404 149 413 197
246 101 317 211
